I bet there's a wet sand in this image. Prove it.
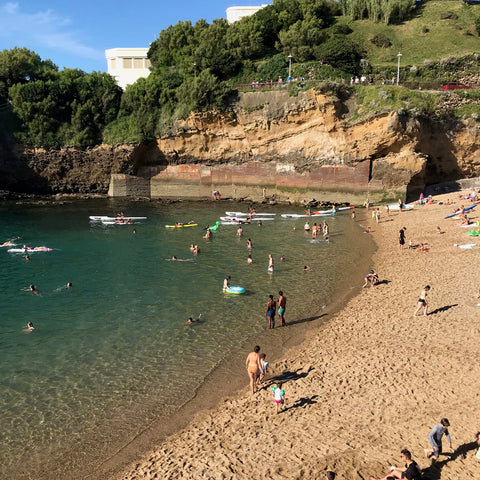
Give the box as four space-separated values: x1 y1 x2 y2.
113 193 480 480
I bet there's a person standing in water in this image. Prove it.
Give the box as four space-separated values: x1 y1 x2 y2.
278 290 287 327
266 294 276 329
268 254 274 272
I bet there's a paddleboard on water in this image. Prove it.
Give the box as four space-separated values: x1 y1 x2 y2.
281 213 331 218
313 206 355 215
224 286 245 295
220 216 274 222
89 216 147 221
444 205 476 219
225 211 276 217
8 247 52 253
165 224 198 228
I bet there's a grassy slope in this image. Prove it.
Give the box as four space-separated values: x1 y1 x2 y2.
336 1 480 69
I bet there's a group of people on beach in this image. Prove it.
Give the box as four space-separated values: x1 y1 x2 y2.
371 418 461 480
265 290 287 329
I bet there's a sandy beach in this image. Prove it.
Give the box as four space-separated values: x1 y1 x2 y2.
112 192 480 480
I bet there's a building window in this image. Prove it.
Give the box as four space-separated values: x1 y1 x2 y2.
145 58 151 68
123 58 133 69
110 58 116 69
134 58 143 69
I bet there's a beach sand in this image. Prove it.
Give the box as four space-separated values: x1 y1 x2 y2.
112 193 480 480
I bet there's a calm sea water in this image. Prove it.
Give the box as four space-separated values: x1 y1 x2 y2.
0 199 373 479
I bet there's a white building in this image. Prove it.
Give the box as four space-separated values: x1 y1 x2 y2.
226 4 269 23
105 48 151 89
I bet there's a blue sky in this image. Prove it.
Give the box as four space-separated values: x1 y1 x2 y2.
0 1 268 73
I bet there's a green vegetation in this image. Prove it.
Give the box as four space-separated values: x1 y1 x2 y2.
2 0 480 149
352 85 439 120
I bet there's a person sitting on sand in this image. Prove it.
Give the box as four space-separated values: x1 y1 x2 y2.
363 270 379 288
370 449 421 480
436 226 444 234
186 314 201 324
414 285 430 316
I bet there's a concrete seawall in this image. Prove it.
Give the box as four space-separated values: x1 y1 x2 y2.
108 160 385 203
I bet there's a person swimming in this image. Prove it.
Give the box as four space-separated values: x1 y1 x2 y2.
186 314 202 324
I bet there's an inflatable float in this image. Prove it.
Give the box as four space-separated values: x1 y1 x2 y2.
224 286 245 295
208 221 221 232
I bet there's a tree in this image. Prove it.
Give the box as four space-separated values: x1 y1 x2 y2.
176 69 233 111
277 13 327 62
257 54 289 81
317 35 363 74
0 47 57 102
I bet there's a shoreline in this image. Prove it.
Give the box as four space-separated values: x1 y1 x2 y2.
111 192 480 480
92 218 376 480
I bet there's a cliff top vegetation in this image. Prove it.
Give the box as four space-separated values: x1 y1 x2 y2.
2 0 480 149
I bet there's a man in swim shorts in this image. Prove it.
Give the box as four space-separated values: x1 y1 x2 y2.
266 294 276 329
278 290 287 327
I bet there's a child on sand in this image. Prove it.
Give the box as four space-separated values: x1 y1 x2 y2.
271 382 286 414
258 353 269 384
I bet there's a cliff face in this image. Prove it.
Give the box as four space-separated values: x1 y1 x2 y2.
2 89 480 200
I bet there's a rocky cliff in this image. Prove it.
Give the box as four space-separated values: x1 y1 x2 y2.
2 89 480 201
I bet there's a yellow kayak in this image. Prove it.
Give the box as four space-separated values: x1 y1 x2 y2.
165 224 198 228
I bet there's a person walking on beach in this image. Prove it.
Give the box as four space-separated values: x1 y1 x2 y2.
245 345 261 394
414 285 430 316
398 227 406 250
271 382 286 414
425 418 452 462
278 290 287 326
266 294 276 329
370 449 421 480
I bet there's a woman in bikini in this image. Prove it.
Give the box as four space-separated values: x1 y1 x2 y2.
414 285 430 316
245 345 261 394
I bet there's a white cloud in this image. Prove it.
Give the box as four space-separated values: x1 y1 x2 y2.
0 2 103 61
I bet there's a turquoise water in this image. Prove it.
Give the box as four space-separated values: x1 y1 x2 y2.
0 199 373 479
